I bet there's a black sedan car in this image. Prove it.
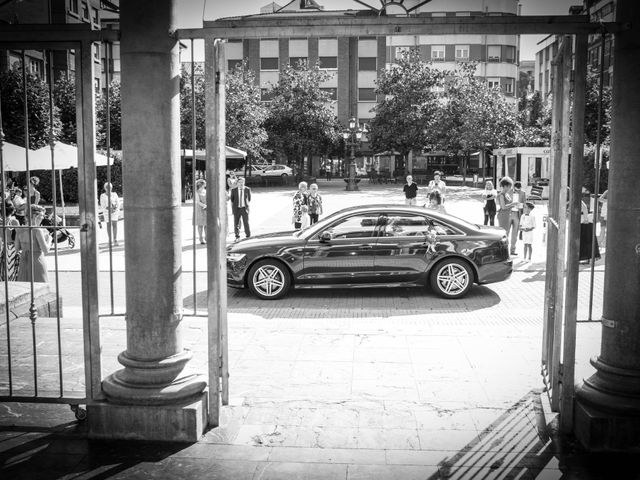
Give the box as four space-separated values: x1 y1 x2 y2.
227 205 512 300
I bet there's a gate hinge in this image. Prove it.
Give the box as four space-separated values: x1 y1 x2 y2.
602 317 617 328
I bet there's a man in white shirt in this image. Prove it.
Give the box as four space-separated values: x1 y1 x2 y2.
427 171 447 203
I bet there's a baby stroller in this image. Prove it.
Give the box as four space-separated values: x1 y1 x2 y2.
41 213 76 248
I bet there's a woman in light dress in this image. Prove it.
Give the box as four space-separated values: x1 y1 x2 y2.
100 182 121 246
15 205 51 283
193 179 207 244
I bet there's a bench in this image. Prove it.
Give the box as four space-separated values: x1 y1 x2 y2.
529 185 544 202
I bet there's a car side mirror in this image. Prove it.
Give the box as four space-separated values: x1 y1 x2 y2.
319 231 332 242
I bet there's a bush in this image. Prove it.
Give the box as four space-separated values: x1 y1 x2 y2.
10 159 123 205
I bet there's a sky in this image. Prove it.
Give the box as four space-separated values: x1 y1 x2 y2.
176 0 579 61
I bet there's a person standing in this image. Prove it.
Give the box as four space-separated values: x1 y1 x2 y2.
292 181 308 229
100 182 121 246
427 171 447 203
481 180 497 226
496 176 519 255
29 176 41 206
403 175 418 205
0 202 21 281
325 161 332 181
12 188 26 225
307 183 323 225
15 205 51 283
230 176 251 241
519 202 536 261
598 189 608 245
579 188 600 263
427 191 447 214
193 179 207 244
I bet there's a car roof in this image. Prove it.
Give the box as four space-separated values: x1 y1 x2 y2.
331 204 478 230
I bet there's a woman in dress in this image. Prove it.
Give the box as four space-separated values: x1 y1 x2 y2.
0 201 21 281
193 179 207 244
292 181 308 230
481 180 497 226
15 205 51 283
306 183 323 225
496 176 520 255
29 176 41 205
100 182 121 246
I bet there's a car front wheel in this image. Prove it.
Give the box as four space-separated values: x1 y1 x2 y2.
247 259 291 300
281 173 288 178
430 258 473 299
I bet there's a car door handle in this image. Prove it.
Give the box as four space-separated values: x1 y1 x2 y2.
358 244 374 249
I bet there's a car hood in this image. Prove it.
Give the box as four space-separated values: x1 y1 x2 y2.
228 230 304 251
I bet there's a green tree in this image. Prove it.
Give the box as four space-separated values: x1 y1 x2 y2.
368 48 447 171
225 61 269 163
584 66 612 146
96 79 122 150
264 60 341 177
0 67 58 149
180 63 205 150
436 63 519 182
53 74 77 145
516 90 551 147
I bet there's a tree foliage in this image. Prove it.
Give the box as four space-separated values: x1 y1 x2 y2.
435 63 519 155
263 61 341 174
53 74 77 145
368 49 446 161
515 90 551 147
225 61 269 163
96 79 122 150
0 67 58 149
180 63 206 150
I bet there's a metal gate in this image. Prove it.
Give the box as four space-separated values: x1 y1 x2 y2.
0 26 112 418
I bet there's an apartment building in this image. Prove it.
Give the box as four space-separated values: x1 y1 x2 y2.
534 1 615 97
225 0 521 128
0 0 109 89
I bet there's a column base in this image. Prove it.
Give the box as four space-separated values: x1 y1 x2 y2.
88 392 208 442
574 358 640 452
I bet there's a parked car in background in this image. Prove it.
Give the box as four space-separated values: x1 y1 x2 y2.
239 164 293 178
227 205 513 300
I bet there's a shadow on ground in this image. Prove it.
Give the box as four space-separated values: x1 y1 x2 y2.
183 285 501 319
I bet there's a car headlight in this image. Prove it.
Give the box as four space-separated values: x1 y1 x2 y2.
227 253 247 262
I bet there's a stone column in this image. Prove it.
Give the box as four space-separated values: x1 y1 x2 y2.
574 0 640 451
88 0 207 442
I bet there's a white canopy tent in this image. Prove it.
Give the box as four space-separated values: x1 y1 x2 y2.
2 141 114 225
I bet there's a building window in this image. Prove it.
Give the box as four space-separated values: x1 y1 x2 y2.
504 79 514 94
228 59 243 71
487 45 501 62
319 56 337 69
395 46 410 60
92 7 99 24
82 2 90 20
358 88 376 101
358 57 377 71
69 0 79 15
94 43 100 60
289 57 307 66
261 88 275 102
488 78 500 89
260 57 279 70
321 88 337 100
431 45 445 61
94 78 100 92
455 45 469 61
505 46 516 63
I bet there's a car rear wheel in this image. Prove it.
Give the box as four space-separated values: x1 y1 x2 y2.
281 173 288 178
430 258 473 299
247 259 291 300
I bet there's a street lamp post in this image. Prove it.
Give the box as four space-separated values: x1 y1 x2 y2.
342 117 367 191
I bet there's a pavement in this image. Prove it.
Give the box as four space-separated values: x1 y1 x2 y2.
3 179 637 479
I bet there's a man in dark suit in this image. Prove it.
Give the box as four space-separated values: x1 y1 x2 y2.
230 176 251 241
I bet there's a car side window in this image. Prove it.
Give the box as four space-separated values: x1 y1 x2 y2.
429 218 463 236
382 214 431 237
325 213 381 239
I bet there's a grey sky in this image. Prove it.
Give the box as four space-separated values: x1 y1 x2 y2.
177 0 579 61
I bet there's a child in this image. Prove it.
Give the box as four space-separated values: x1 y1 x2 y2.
519 201 536 260
300 204 311 229
426 191 447 214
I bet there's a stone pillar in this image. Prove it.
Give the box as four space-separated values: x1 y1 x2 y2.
574 0 640 451
88 0 207 442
